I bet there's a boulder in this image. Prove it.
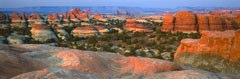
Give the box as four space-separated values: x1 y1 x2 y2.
174 30 240 74
174 10 197 33
30 25 57 42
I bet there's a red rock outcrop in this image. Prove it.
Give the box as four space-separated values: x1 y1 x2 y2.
10 12 27 28
235 14 240 28
0 44 182 78
224 19 234 30
28 14 42 21
28 14 43 25
174 30 240 74
208 14 224 31
161 16 175 32
197 15 210 31
174 10 197 33
69 8 90 22
47 13 60 25
124 19 153 32
62 12 69 22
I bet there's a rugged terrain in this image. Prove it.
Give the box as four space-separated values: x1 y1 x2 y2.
175 30 240 75
0 44 238 79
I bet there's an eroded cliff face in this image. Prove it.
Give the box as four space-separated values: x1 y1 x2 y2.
160 11 239 33
174 10 197 33
161 16 175 32
174 30 240 74
197 15 210 32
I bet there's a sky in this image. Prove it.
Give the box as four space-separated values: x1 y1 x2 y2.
0 0 240 8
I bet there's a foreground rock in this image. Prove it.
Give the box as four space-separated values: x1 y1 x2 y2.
145 70 238 79
174 30 240 75
11 68 99 79
0 44 181 78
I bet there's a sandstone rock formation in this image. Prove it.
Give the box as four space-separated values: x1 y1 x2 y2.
174 10 197 33
69 8 90 22
0 44 181 79
47 13 60 25
28 14 44 27
72 26 98 37
235 14 240 28
124 19 153 32
174 30 240 74
196 14 210 31
92 13 107 22
31 25 57 42
208 14 225 31
10 12 27 28
161 16 175 32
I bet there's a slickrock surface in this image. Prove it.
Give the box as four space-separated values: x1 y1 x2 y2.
174 10 197 33
145 70 238 79
11 68 99 79
0 44 238 79
0 44 181 79
175 30 240 74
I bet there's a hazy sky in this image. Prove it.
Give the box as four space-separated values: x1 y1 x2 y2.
0 0 240 8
